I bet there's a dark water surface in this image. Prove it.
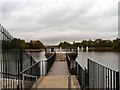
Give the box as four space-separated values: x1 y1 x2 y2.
30 51 119 71
29 51 47 61
76 51 120 71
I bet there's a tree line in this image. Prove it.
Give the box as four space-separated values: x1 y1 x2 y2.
58 38 120 51
15 38 45 49
2 37 119 51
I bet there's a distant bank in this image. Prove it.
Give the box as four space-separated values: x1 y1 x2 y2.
25 49 44 52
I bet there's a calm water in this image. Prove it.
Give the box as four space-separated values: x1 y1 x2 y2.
29 51 47 61
30 51 119 71
1 51 118 74
76 51 120 71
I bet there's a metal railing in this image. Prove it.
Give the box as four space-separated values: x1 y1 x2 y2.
66 53 76 73
66 54 71 72
0 24 51 90
67 53 119 89
88 58 119 89
0 24 56 89
0 24 38 89
66 53 87 89
68 73 71 90
22 74 37 89
45 48 77 54
75 61 87 89
0 72 21 89
46 53 56 74
19 53 56 89
0 24 20 89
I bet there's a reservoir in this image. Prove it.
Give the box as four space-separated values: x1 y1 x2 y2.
30 51 119 71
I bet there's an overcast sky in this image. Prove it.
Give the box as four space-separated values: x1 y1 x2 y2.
0 0 119 45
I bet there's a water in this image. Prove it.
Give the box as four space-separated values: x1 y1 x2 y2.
0 50 119 74
29 51 119 71
29 51 47 61
76 51 120 71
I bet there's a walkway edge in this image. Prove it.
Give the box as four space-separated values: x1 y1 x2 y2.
71 75 81 89
32 76 44 88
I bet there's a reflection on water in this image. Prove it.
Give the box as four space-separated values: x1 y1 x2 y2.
76 51 119 71
29 51 119 71
30 51 120 70
29 51 47 61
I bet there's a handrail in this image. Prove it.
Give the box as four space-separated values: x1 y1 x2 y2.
20 61 41 75
22 73 37 78
22 73 38 89
88 58 119 89
88 58 118 72
66 53 72 61
46 52 56 61
0 72 18 76
20 52 56 75
66 53 86 89
68 73 71 90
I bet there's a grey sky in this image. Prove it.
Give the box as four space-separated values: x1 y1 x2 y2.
0 0 119 45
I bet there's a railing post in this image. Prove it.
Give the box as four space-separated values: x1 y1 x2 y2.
20 47 23 72
30 56 32 75
116 72 119 90
87 59 89 88
22 74 24 90
68 73 71 90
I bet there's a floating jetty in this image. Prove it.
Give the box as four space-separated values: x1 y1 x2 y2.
33 49 80 89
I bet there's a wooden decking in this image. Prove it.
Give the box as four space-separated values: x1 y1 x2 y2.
48 61 69 76
37 76 68 88
33 53 81 89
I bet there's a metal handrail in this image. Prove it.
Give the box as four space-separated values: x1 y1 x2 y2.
88 58 119 89
20 52 56 75
0 72 18 76
68 73 71 90
66 53 73 61
46 52 56 61
22 73 38 89
20 61 41 75
66 53 87 89
88 58 118 72
22 73 37 78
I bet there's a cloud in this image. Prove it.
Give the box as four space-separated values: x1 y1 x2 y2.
0 0 119 45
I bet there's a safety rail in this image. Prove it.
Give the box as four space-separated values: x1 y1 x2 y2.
66 54 71 72
20 52 56 76
45 48 77 54
19 53 55 89
19 61 40 89
0 72 21 89
0 24 37 89
22 74 37 89
66 53 87 89
66 53 119 89
75 61 87 89
68 73 71 90
88 58 119 89
0 53 56 89
45 53 56 74
20 61 40 77
0 24 56 89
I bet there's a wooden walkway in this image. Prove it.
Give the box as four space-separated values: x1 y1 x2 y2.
33 53 81 89
48 61 69 76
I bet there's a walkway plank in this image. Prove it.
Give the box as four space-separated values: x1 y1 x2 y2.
37 76 68 88
47 61 69 76
33 53 81 89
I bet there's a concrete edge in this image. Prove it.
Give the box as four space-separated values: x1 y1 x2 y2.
71 75 81 89
32 76 44 88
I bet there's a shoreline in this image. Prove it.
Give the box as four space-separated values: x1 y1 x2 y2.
25 49 44 52
82 47 120 52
